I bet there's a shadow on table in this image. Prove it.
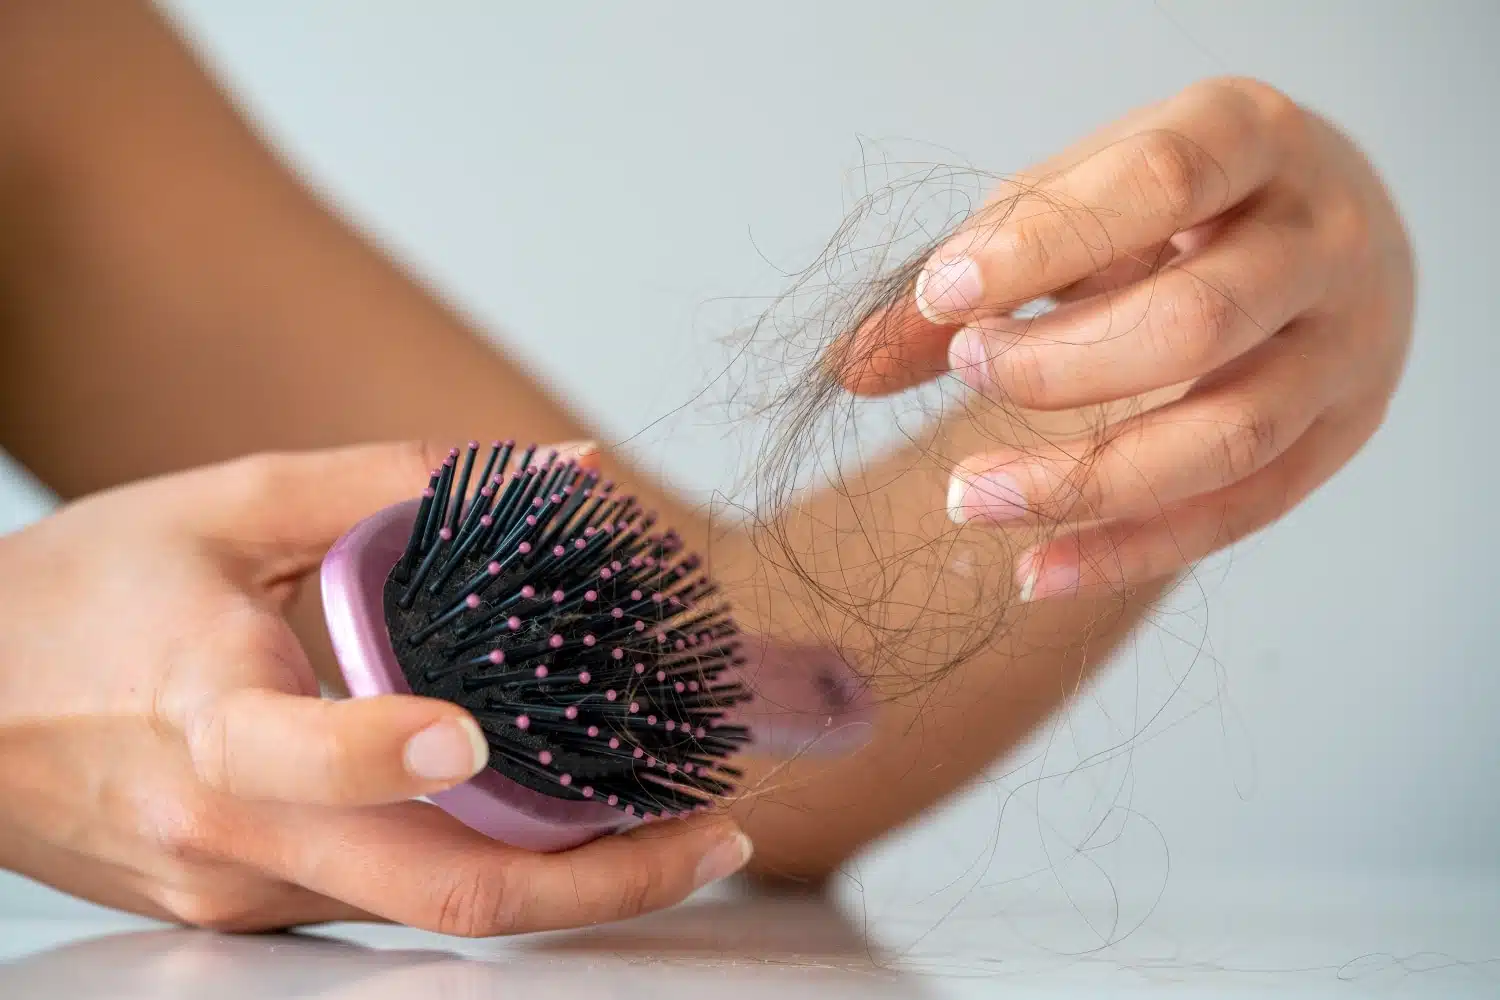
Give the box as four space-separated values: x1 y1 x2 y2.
0 891 934 999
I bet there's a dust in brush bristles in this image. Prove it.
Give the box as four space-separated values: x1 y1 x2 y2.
384 442 753 820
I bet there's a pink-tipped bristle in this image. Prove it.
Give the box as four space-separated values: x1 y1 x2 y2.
384 442 751 818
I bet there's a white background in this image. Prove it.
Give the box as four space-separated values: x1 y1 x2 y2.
2 0 1496 940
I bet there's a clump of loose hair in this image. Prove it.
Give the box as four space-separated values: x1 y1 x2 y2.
705 152 1141 700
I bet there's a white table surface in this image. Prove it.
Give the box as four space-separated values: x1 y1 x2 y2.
2 870 1496 998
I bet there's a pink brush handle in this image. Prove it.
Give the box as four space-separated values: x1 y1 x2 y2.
321 500 877 852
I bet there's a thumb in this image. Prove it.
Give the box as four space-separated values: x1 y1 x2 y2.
185 686 494 806
202 439 599 570
166 602 495 806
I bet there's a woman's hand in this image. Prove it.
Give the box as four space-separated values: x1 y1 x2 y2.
0 442 751 934
843 76 1414 600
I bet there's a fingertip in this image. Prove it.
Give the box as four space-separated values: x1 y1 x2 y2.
616 813 752 891
948 450 1033 527
402 713 489 784
913 265 934 322
947 471 970 524
946 327 992 394
548 439 599 463
1016 545 1042 602
1016 538 1081 602
916 255 983 323
830 301 956 397
692 827 754 890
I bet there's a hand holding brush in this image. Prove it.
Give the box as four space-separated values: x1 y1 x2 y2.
0 442 754 935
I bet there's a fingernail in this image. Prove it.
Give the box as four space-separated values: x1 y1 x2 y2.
1017 547 1079 602
948 468 1027 524
946 328 991 393
693 830 754 889
916 256 982 323
404 717 488 782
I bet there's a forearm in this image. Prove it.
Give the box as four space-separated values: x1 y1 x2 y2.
0 0 687 516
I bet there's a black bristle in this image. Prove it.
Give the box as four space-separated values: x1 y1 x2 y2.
445 442 479 537
383 444 752 818
422 452 458 555
395 472 442 584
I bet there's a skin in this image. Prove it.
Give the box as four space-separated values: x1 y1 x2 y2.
0 1 1413 928
857 80 1414 599
0 441 753 933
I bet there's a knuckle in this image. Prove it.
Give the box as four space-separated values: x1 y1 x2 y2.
312 729 364 804
1091 428 1147 516
184 706 234 793
219 451 295 508
1322 191 1373 260
1213 76 1309 164
1128 129 1215 223
1186 277 1240 347
603 861 667 922
1006 216 1059 287
1214 403 1281 482
148 796 228 863
1197 76 1302 135
1221 76 1300 128
1078 458 1125 520
156 884 266 932
1158 274 1239 361
993 343 1050 406
433 868 524 937
1256 86 1305 145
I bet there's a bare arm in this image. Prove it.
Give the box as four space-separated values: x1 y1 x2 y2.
0 0 615 499
0 0 1161 883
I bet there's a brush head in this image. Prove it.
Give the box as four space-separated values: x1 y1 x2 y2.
383 442 751 820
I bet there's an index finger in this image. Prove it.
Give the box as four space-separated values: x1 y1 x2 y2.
839 77 1299 396
254 800 752 936
198 439 602 573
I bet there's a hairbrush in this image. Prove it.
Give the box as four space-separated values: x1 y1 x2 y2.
320 442 875 853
